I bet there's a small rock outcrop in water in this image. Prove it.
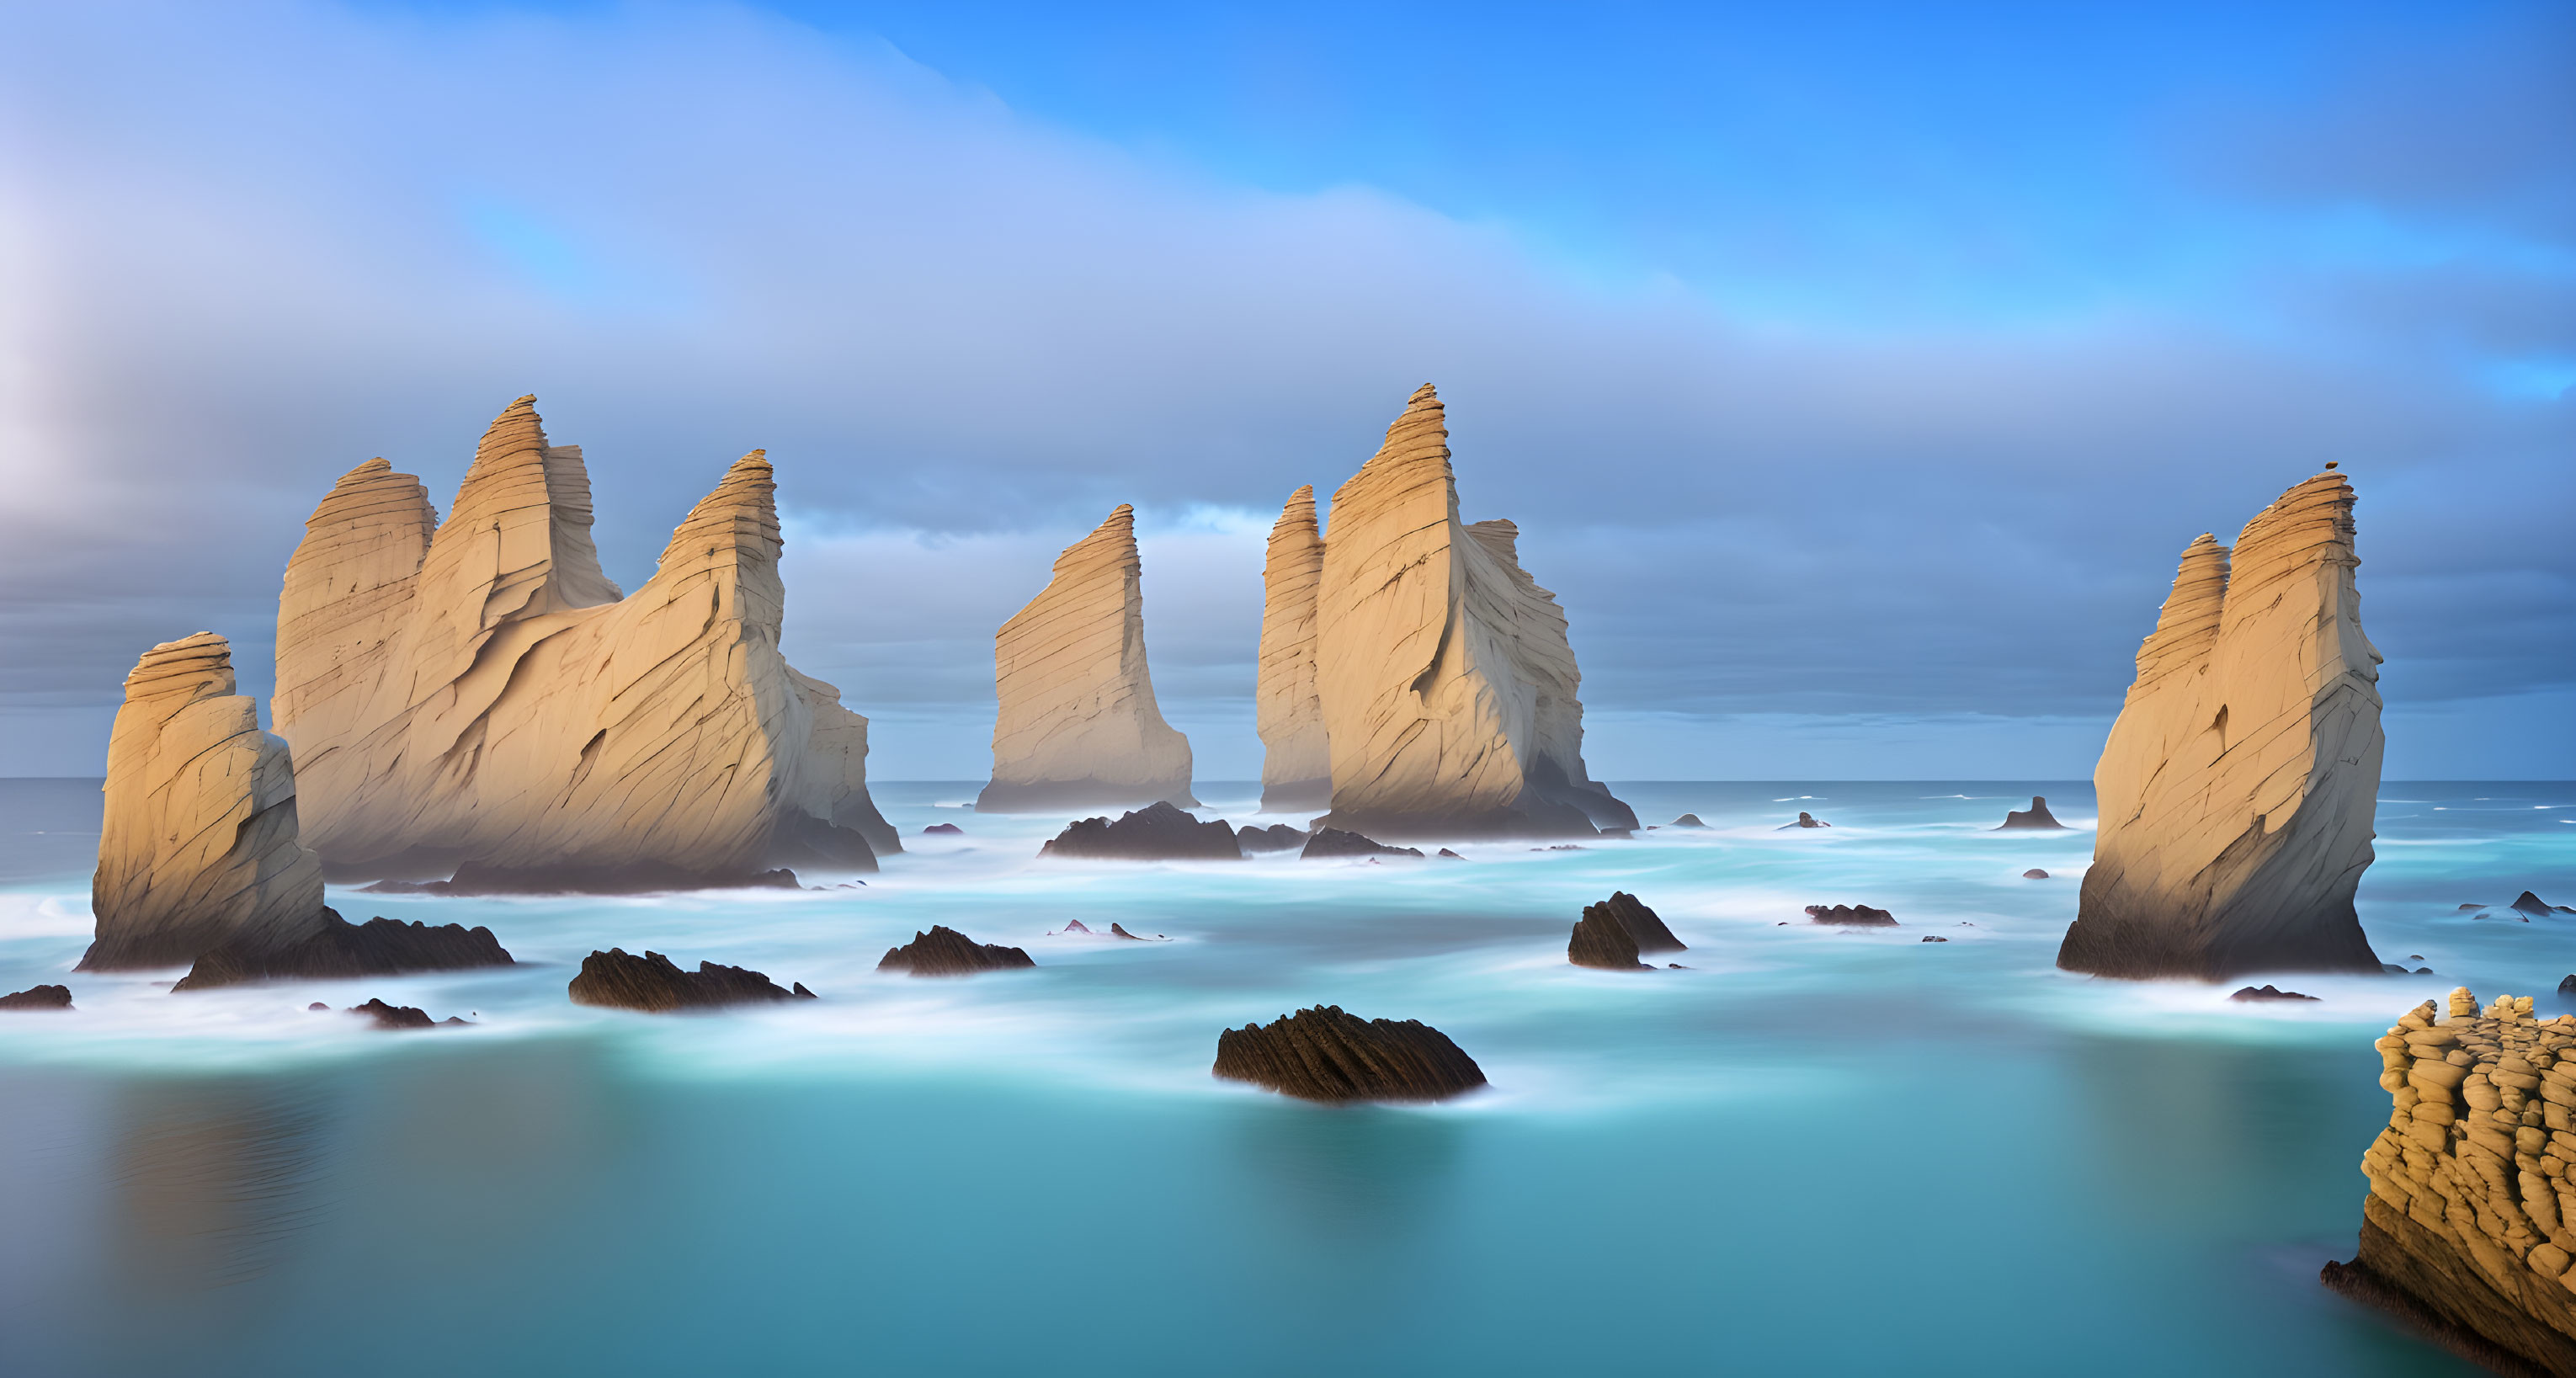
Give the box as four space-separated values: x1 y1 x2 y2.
1589 892 1685 955
568 949 817 1011
2230 984 2318 1002
274 399 897 889
349 998 468 1030
1567 907 1647 970
2510 891 2561 921
1257 486 1332 811
0 985 72 1010
979 505 1195 812
877 926 1036 976
1778 811 1830 830
2560 975 2576 997
174 911 514 991
1807 904 1896 927
2321 989 2576 1375
1211 1004 1487 1103
1669 814 1706 828
1307 386 1635 841
1301 827 1423 859
1040 802 1239 861
2059 473 2384 981
1996 795 2065 830
2024 869 2052 880
923 822 964 836
82 633 327 970
1237 823 1309 853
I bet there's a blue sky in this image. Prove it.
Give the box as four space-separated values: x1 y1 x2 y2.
0 0 2568 778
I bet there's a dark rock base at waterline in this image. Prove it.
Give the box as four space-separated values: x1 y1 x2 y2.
878 926 1035 976
1807 904 1896 926
1568 908 1646 969
1041 801 1240 861
0 983 72 1010
174 911 514 991
349 998 469 1030
568 949 816 1012
1212 1005 1486 1103
2322 1203 2576 1378
1301 827 1423 859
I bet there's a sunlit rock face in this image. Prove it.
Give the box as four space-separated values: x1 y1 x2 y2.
2057 472 2383 980
2323 990 2576 1375
274 396 895 887
1256 485 1329 811
82 633 325 969
977 504 1196 812
1310 385 1635 840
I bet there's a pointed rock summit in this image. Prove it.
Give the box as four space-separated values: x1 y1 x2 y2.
82 634 327 968
274 397 896 888
1308 386 1634 838
1257 485 1330 810
2057 472 2386 980
978 504 1196 811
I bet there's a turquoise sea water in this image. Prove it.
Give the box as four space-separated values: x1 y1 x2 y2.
3 779 2573 1376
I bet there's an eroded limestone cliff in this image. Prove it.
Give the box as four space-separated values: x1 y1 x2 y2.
1310 386 1633 839
978 504 1195 811
1256 485 1329 810
274 396 894 886
82 633 325 968
2057 472 2384 979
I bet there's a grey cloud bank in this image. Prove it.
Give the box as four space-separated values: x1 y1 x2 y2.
0 2 2566 779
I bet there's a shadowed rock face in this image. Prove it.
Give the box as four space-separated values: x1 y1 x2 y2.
1237 823 1308 853
82 633 326 971
274 398 894 890
877 926 1035 976
1039 801 1239 861
567 949 816 1011
1567 908 1646 969
1589 891 1685 955
1669 813 1706 828
1807 904 1896 926
1211 1004 1486 1103
979 505 1195 812
1258 486 1331 811
2322 990 2576 1376
2059 473 2384 981
1998 795 2065 829
0 985 72 1010
1300 827 1423 859
2229 984 2318 1002
174 910 513 991
347 998 468 1030
1310 386 1633 841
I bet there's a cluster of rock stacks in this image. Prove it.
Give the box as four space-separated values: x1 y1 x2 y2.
2057 472 2386 981
274 396 895 888
979 505 1196 812
1040 802 1239 861
2324 989 2576 1375
567 949 817 1011
878 926 1035 976
1245 386 1633 841
1212 1004 1487 1103
1568 892 1686 970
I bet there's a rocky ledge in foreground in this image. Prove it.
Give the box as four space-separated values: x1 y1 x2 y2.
174 910 514 991
1301 827 1423 859
1996 795 2065 829
2321 988 2576 1376
1212 1004 1486 1103
0 984 72 1010
569 949 817 1011
878 926 1036 976
1040 801 1240 861
1807 904 1896 927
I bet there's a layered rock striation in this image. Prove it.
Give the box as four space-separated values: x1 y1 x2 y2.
174 912 513 991
274 397 896 889
1211 1004 1487 1103
1308 386 1634 840
1589 892 1685 955
1567 907 1647 970
2058 473 2386 980
978 505 1195 811
1257 486 1331 809
877 926 1035 976
2324 989 2576 1375
82 634 327 970
568 949 817 1011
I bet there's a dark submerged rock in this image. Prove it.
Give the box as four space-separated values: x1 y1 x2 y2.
2458 903 2486 912
1778 811 1831 830
1057 919 1093 934
569 948 817 1010
1567 907 1646 970
1301 827 1423 859
1589 891 1685 955
348 997 468 1030
1669 813 1706 828
0 983 72 1010
2024 869 2052 879
2229 984 2319 1002
2510 891 2557 920
1806 904 1896 926
1921 936 1949 943
1237 823 1309 853
1436 848 1464 859
1041 801 1240 861
922 822 965 836
1997 795 2066 830
2560 975 2576 996
1211 1004 1486 1103
877 925 1035 976
174 909 514 991
1108 923 1163 941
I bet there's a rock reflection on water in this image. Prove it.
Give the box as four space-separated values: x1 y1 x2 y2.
109 1076 334 1295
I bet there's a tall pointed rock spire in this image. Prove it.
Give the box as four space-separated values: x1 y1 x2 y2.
1258 484 1329 810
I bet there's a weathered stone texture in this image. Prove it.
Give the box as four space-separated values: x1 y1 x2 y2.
1257 485 1331 809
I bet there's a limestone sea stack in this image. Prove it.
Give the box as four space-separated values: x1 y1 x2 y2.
1257 485 1332 810
978 505 1196 811
273 398 897 889
2323 990 2576 1375
1211 1005 1487 1102
2057 473 2386 980
1309 386 1635 840
82 634 327 970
